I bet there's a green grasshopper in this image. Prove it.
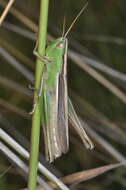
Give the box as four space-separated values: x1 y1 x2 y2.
32 2 94 162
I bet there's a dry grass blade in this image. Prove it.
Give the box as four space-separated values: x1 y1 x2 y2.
0 165 12 178
22 164 123 189
0 142 53 190
71 91 126 144
0 38 34 70
0 75 32 98
0 1 37 32
0 129 70 190
82 55 126 83
71 38 126 82
61 163 123 185
84 34 126 46
84 122 126 164
0 113 61 177
69 50 126 104
2 21 36 40
0 98 29 119
0 47 34 82
0 0 15 26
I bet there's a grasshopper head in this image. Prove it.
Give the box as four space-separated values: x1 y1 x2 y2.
46 37 67 58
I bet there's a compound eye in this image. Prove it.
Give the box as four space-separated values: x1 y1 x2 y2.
56 42 64 49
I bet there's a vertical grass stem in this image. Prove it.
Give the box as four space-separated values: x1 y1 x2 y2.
28 0 49 190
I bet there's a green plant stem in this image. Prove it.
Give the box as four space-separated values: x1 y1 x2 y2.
28 0 49 190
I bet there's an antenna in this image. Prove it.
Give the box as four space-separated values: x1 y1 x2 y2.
62 16 66 37
64 1 88 38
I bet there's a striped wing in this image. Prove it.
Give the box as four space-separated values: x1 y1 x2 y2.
57 39 69 153
43 74 62 162
58 74 69 153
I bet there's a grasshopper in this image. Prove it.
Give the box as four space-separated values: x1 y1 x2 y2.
32 2 94 162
